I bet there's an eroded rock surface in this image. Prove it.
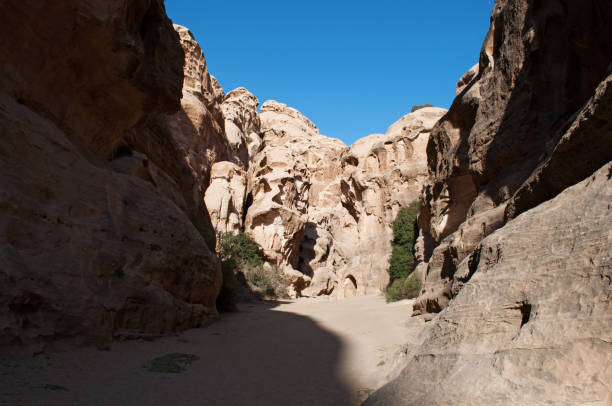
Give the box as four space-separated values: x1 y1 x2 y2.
367 162 612 406
367 0 612 404
245 101 445 297
414 0 612 315
204 162 248 235
0 0 184 158
0 1 221 348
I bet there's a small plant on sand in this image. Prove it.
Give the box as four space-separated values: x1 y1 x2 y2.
143 353 199 373
36 384 69 391
216 231 262 311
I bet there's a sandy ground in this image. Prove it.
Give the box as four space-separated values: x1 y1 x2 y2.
0 295 418 406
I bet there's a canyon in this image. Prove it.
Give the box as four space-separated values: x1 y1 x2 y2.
0 0 611 405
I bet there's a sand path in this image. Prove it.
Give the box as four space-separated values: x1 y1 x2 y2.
0 296 417 405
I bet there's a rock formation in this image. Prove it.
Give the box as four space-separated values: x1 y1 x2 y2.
242 101 446 297
367 161 612 406
367 0 612 404
328 107 446 297
108 22 446 301
413 0 612 315
0 1 222 348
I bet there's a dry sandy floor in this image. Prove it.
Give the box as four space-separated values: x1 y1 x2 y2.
0 295 419 405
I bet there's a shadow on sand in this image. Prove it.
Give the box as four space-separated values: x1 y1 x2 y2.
0 300 357 406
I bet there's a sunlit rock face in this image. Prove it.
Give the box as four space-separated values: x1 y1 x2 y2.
0 1 222 348
243 101 446 297
366 0 612 404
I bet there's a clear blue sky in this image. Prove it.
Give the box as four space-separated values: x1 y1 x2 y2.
165 1 494 145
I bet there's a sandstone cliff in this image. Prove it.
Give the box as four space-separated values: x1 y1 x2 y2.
368 161 612 406
414 0 612 315
241 101 446 297
367 0 612 404
0 1 222 348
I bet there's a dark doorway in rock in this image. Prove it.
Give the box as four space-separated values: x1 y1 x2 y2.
343 275 357 297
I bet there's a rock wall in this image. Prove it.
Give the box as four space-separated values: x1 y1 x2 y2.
367 161 612 406
0 1 222 348
242 101 446 297
138 26 446 300
414 0 612 315
367 0 612 404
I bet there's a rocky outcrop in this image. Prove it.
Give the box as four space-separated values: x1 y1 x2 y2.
366 161 612 406
202 88 261 236
329 107 446 296
204 162 248 235
368 0 612 404
413 0 612 315
0 1 222 348
220 87 262 165
244 101 446 297
0 1 184 158
245 101 345 269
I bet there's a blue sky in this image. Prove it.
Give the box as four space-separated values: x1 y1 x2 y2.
165 1 494 145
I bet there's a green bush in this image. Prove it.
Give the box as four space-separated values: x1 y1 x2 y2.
411 103 433 113
385 277 421 302
215 232 287 309
143 353 199 373
217 231 263 269
216 232 262 311
388 201 420 280
244 263 286 296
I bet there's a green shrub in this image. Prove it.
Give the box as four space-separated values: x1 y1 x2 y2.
143 353 199 373
388 201 420 280
411 103 433 113
215 232 288 309
385 277 421 302
244 263 286 296
217 231 263 269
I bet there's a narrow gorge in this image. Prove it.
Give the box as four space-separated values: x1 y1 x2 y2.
1 0 611 405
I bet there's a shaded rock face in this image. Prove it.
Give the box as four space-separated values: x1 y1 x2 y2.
0 0 184 158
414 0 612 315
126 27 260 246
366 162 612 406
243 101 446 297
0 2 222 348
125 25 235 250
